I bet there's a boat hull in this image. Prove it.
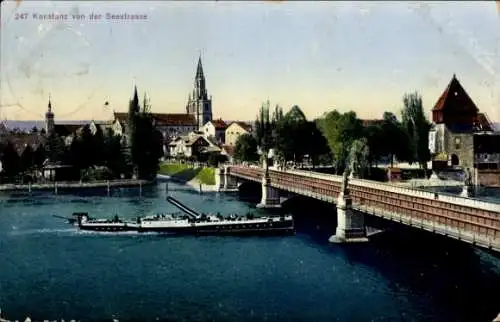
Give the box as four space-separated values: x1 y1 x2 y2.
78 220 295 236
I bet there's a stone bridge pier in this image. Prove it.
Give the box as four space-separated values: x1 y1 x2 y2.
257 174 281 209
216 166 239 192
329 174 368 243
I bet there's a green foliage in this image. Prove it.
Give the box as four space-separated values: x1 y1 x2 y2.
0 141 21 177
92 126 106 166
234 133 259 162
255 100 274 154
279 105 309 162
363 123 384 165
196 167 216 185
45 133 65 163
33 145 46 168
401 92 431 168
317 110 363 173
380 112 412 165
20 145 34 172
103 129 127 178
158 163 215 185
128 91 164 180
348 138 370 179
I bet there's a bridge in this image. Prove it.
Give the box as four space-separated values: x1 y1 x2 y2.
215 165 500 253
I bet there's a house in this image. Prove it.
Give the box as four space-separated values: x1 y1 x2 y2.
169 132 221 159
225 122 253 146
113 112 197 140
428 74 495 170
202 119 227 144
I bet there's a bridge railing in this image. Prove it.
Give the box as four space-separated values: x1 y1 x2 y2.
227 165 499 242
350 177 500 212
348 183 499 241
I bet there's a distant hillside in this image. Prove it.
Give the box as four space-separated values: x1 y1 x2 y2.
2 120 97 132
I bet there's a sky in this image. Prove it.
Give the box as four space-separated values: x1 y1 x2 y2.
0 1 499 122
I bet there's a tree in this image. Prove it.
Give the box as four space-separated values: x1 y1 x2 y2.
66 138 84 170
234 133 259 162
305 120 331 167
0 141 21 177
20 145 34 172
379 112 412 167
348 138 370 179
402 92 431 168
30 126 38 134
317 110 363 173
363 123 384 166
33 145 46 168
128 92 163 180
284 105 308 163
271 104 287 166
255 101 274 169
92 126 106 166
79 125 96 169
45 133 65 163
103 128 126 178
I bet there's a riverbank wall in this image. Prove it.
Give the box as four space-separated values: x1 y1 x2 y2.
0 179 153 192
158 174 218 193
158 163 218 192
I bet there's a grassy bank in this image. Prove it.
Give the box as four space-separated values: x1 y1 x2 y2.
158 163 216 185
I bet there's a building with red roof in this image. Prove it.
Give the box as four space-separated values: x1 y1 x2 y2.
428 74 499 184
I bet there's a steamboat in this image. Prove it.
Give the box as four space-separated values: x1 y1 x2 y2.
68 196 295 235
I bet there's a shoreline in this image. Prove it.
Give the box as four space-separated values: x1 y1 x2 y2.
158 174 218 192
0 179 153 192
186 178 219 192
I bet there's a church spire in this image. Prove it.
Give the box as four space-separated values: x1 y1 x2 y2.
45 94 55 136
132 85 139 104
47 94 53 113
196 54 204 79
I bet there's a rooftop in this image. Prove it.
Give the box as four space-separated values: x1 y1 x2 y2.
432 74 478 114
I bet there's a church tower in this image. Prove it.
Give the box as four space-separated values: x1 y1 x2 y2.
45 96 55 136
186 55 212 129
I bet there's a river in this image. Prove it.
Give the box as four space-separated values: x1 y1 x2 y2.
0 182 499 321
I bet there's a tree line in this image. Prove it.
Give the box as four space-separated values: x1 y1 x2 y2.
0 92 163 183
233 92 431 178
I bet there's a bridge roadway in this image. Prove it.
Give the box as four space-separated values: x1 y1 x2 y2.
226 165 500 252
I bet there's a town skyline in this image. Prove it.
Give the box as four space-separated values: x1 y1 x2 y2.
1 1 499 122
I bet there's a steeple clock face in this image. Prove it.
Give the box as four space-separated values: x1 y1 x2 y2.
455 138 461 145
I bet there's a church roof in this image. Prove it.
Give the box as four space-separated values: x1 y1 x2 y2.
114 112 197 126
432 74 479 113
54 124 83 137
154 113 197 126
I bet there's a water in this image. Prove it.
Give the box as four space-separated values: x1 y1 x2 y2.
0 182 499 321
